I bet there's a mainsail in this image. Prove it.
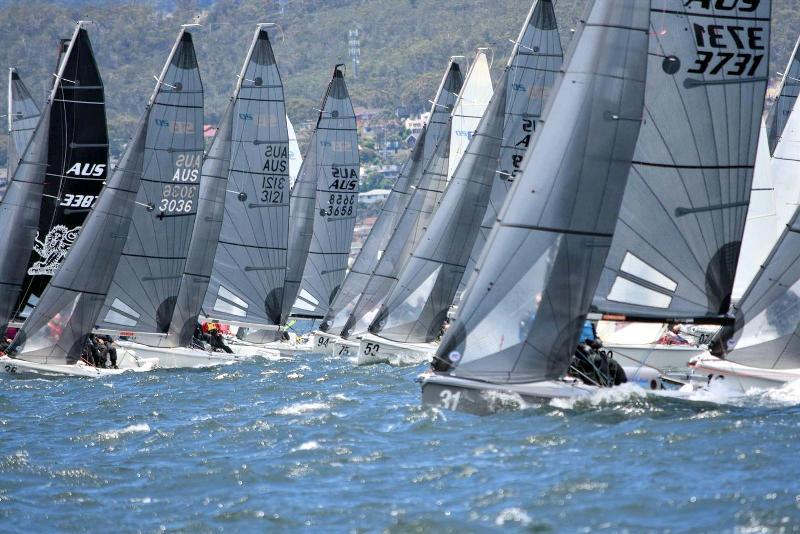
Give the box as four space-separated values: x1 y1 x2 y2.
6 68 41 185
199 27 290 331
284 66 358 321
369 71 507 344
0 24 87 332
431 0 649 382
15 26 108 320
5 42 173 364
96 29 204 337
765 35 800 156
461 0 563 298
321 60 466 335
340 61 464 338
447 50 493 180
592 0 771 322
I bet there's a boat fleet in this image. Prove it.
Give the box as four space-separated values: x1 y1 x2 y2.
1 0 799 415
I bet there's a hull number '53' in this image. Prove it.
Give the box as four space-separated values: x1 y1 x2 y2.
363 342 380 357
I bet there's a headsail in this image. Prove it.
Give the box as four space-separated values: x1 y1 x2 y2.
15 26 109 321
288 116 302 188
6 69 41 185
432 0 649 382
321 60 466 335
370 70 507 343
199 27 290 331
592 0 771 322
96 29 204 337
5 46 167 364
284 66 359 321
461 0 563 299
765 35 800 156
0 24 89 332
340 61 463 337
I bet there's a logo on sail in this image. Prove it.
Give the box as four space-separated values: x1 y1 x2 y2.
27 225 81 276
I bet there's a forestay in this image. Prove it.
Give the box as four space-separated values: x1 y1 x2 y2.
200 28 290 331
283 66 358 321
97 30 204 337
340 61 463 338
321 60 465 335
593 0 771 321
5 39 171 364
6 69 41 183
431 0 649 383
15 27 109 321
370 71 507 344
0 25 85 331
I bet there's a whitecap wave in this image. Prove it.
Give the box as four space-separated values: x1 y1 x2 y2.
97 423 150 441
292 441 320 451
275 402 330 416
495 507 532 527
550 382 646 410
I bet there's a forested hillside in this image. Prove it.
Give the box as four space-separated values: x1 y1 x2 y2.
1 0 800 163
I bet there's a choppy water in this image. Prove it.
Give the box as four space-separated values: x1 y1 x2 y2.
1 351 800 532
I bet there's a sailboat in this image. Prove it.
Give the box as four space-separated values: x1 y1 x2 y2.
591 0 772 376
0 22 107 336
358 0 564 366
0 23 159 376
4 68 41 200
419 0 650 414
313 59 465 357
266 64 358 354
87 27 243 368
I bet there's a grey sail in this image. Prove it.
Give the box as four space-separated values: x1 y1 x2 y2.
96 30 204 337
197 27 289 334
6 68 41 185
592 0 771 322
431 0 648 383
0 24 93 332
340 61 463 337
5 80 155 364
766 35 800 156
460 0 563 299
283 66 358 321
320 60 466 334
719 205 800 369
370 72 508 343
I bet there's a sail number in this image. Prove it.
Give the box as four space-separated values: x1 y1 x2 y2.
59 194 97 208
439 389 461 410
688 23 765 77
160 184 196 213
500 117 534 183
324 194 355 217
261 176 286 204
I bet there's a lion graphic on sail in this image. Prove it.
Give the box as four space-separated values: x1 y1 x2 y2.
27 225 81 276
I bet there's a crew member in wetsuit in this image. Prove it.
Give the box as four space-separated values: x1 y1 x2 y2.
208 327 233 353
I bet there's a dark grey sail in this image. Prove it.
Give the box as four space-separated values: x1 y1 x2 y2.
281 66 357 322
289 67 359 319
592 0 771 322
15 27 109 319
320 60 466 334
339 62 463 338
431 0 649 382
0 24 89 333
460 0 563 300
5 73 157 364
96 29 204 337
370 72 509 343
6 68 41 184
766 35 800 156
191 27 289 337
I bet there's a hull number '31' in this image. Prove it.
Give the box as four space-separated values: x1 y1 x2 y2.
439 389 461 411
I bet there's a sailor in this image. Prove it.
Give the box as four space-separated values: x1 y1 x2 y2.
96 334 118 369
658 323 690 346
207 326 233 354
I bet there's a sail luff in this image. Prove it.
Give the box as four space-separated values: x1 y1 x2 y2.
766 34 800 156
6 68 42 188
433 0 650 383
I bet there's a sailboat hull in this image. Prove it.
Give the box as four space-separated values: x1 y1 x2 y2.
420 373 596 415
115 340 240 369
0 353 157 377
311 330 340 355
603 343 705 372
356 333 436 366
227 338 293 359
689 353 800 391
333 337 359 358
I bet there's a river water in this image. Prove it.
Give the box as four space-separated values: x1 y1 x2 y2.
1 351 799 532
